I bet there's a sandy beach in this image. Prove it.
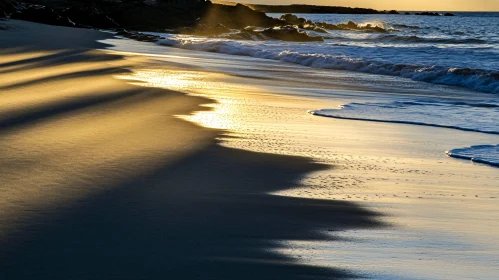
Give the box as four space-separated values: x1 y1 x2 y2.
0 20 385 279
1 19 498 280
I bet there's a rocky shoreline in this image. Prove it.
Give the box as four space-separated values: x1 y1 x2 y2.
0 1 455 43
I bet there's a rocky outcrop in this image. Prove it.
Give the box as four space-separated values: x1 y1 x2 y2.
260 26 324 41
248 4 390 14
217 26 324 42
415 12 440 16
10 4 72 26
414 12 455 16
2 1 286 33
199 4 284 30
278 14 388 33
115 29 163 42
61 6 119 29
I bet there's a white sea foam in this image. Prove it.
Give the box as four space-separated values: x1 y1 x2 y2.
309 98 499 167
446 145 499 167
309 99 499 134
157 37 499 94
153 13 499 94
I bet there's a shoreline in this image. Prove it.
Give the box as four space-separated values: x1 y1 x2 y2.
0 20 384 280
2 19 499 280
105 35 499 279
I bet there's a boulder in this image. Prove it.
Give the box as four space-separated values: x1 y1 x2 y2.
280 13 306 25
202 3 285 30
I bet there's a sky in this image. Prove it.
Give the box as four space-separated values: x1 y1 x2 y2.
241 0 499 11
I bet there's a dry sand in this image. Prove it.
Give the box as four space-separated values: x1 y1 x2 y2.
0 20 383 279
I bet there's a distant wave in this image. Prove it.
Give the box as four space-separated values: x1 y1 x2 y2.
446 145 499 167
372 35 486 44
324 34 487 44
392 24 422 29
158 38 499 94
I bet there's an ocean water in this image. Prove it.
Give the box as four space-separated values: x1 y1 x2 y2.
150 12 499 168
157 13 499 94
104 25 499 280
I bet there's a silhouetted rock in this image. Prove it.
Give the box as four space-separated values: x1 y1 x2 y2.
0 0 17 18
115 29 163 42
415 12 441 16
316 20 387 32
298 24 328 33
444 13 455 16
216 25 324 42
249 4 389 14
60 6 119 29
260 26 324 42
179 23 231 36
280 14 309 25
11 4 72 26
200 3 284 30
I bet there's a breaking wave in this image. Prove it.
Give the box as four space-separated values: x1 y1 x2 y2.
157 38 499 94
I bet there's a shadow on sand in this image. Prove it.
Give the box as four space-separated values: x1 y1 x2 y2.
1 144 384 280
0 20 385 280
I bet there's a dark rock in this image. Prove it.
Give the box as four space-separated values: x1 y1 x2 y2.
334 21 387 32
216 25 324 42
11 4 72 26
280 13 306 25
61 6 119 29
201 3 285 30
344 21 357 29
405 12 411 15
298 24 328 33
260 26 323 42
249 4 384 14
215 29 257 40
0 0 17 18
415 12 440 16
115 29 162 42
444 13 455 16
182 23 231 36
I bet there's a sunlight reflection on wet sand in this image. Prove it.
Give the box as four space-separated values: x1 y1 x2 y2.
119 67 499 279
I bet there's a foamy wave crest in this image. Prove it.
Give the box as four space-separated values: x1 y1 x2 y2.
446 145 499 167
157 38 499 94
324 34 486 44
309 99 499 135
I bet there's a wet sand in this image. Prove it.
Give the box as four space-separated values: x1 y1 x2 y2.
0 20 383 279
111 44 499 279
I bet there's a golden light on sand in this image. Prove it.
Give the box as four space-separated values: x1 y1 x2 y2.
118 69 262 131
0 51 214 239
